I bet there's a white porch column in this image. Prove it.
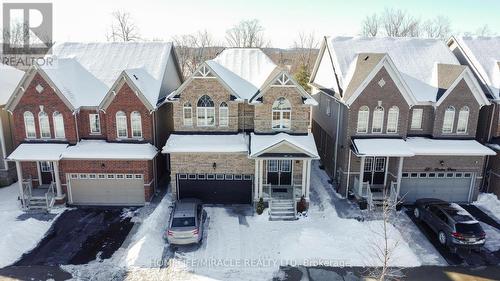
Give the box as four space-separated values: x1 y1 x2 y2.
359 156 365 191
305 159 312 199
258 159 263 198
52 161 63 198
254 160 259 201
396 157 404 197
301 159 307 197
16 161 24 206
383 157 389 186
36 161 42 187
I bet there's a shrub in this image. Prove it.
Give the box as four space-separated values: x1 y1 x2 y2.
256 197 265 215
296 196 307 213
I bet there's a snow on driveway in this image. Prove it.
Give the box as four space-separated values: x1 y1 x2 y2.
0 183 65 268
473 193 500 223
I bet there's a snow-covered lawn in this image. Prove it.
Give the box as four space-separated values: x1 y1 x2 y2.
0 182 65 268
473 193 500 223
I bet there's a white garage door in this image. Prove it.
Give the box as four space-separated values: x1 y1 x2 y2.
400 171 473 203
68 173 145 206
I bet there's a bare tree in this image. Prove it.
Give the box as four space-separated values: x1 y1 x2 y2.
361 14 380 37
172 30 222 77
381 8 420 37
422 16 451 39
107 10 141 42
475 24 496 36
292 32 319 70
226 19 269 48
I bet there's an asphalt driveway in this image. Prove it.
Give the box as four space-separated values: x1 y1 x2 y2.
14 208 134 266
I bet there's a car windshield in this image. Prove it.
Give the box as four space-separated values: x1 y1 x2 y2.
456 223 483 234
172 217 196 227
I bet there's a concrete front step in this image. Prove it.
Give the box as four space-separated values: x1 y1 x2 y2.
269 214 297 221
269 199 296 220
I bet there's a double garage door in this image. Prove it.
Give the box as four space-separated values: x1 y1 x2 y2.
68 173 145 206
177 173 253 204
400 171 474 203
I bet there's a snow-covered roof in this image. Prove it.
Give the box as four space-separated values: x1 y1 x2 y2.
326 37 460 103
63 140 157 160
353 138 415 157
453 36 500 100
406 137 496 156
488 143 500 151
207 48 278 100
40 42 174 107
7 143 68 161
162 134 249 153
250 133 319 158
0 64 24 105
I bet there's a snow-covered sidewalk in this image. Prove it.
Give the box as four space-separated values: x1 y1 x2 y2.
0 183 65 268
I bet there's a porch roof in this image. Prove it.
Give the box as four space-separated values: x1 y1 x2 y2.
162 133 249 153
406 137 496 156
7 143 69 161
250 133 319 158
63 140 158 160
353 138 415 157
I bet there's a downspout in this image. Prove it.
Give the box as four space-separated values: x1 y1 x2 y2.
333 99 341 179
346 147 351 198
152 110 158 193
73 110 80 141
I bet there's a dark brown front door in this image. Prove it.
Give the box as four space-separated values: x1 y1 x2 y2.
267 160 292 186
39 161 53 185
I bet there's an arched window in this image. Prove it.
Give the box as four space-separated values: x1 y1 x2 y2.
386 106 399 133
219 102 229 127
197 95 215 126
442 106 455 134
24 111 36 138
183 102 193 126
372 106 384 133
53 111 65 139
457 106 469 134
357 106 369 133
38 111 51 138
272 97 291 130
116 111 128 138
131 111 142 138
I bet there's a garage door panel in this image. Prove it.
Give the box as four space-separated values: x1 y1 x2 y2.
400 177 472 203
178 177 252 204
70 178 145 206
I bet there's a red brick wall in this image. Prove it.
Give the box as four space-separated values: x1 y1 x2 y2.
20 161 41 187
104 82 153 142
77 109 107 139
12 72 78 145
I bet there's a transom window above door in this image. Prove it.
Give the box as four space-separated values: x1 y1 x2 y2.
197 95 215 127
272 97 291 130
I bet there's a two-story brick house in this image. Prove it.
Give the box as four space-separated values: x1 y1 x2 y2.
5 42 182 209
0 64 24 186
162 48 318 219
309 37 495 207
447 36 500 197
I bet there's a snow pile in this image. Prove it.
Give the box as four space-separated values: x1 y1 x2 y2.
0 183 65 267
473 193 500 222
480 223 500 252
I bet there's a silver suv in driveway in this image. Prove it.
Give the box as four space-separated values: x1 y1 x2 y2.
414 198 486 251
164 199 204 245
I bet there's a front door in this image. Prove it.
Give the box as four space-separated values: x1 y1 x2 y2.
39 161 53 185
363 157 386 185
267 160 292 186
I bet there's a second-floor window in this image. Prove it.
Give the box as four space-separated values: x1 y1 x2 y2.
89 114 101 134
372 106 384 133
197 95 215 127
24 111 36 138
411 108 423 130
38 111 51 138
53 111 65 139
357 106 369 133
386 106 399 133
116 111 128 138
442 106 455 134
183 102 193 126
219 102 229 127
272 97 291 130
457 106 469 134
131 111 142 138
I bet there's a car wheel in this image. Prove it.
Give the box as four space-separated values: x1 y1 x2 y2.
413 208 421 220
438 231 447 246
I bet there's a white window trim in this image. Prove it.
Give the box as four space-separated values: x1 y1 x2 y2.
197 107 215 127
357 106 369 134
116 111 128 139
272 98 292 130
219 102 229 127
53 112 65 139
24 111 36 139
372 106 384 134
183 103 193 126
131 111 143 139
89 113 101 134
410 108 423 130
38 111 51 139
386 106 399 134
442 106 455 134
456 107 469 134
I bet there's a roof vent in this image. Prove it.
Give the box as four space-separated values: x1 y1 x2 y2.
364 56 369 61
133 74 139 80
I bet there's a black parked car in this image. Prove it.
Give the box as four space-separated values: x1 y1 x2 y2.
414 198 486 251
